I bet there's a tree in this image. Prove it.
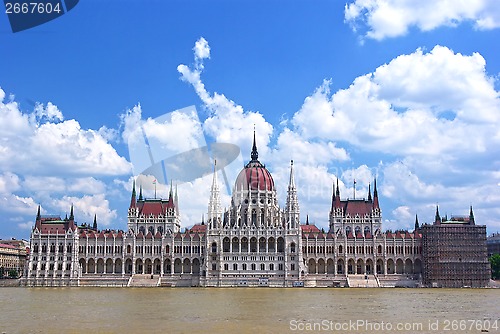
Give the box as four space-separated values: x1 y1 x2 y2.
8 269 18 278
489 254 500 280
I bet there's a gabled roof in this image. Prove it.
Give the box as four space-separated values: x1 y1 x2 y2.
344 200 373 216
301 224 320 233
189 224 207 233
137 199 175 216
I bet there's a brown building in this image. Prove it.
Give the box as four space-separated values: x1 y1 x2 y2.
421 206 490 288
0 240 28 277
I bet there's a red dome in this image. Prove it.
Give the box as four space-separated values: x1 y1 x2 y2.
235 161 275 191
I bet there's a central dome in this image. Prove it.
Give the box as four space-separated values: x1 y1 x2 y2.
234 131 275 192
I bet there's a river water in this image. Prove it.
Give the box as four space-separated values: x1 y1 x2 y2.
0 288 499 333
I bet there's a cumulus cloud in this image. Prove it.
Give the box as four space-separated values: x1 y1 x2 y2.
345 0 500 40
293 46 500 157
33 102 63 122
0 89 131 176
177 37 273 159
51 194 117 227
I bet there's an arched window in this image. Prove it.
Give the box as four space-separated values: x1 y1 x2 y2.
251 263 256 271
233 263 238 270
338 245 343 253
277 237 285 252
377 245 382 254
166 245 170 253
290 242 296 253
127 245 131 254
223 238 230 252
355 226 361 235
364 226 370 235
211 242 217 253
345 226 352 235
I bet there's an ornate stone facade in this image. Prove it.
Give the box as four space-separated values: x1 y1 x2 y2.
25 133 489 287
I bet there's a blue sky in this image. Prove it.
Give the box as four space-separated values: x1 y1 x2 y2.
1 0 500 239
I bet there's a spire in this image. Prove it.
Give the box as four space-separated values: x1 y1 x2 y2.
130 179 137 208
138 184 143 201
306 214 309 225
201 214 205 225
414 214 419 231
469 205 475 225
36 205 41 220
331 180 336 212
334 178 341 209
169 180 173 201
250 127 258 162
435 205 441 225
208 160 222 223
373 178 379 209
69 204 74 220
286 159 300 229
288 160 296 189
93 214 97 230
367 183 372 201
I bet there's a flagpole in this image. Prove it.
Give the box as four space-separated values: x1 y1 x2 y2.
154 179 157 199
353 179 356 199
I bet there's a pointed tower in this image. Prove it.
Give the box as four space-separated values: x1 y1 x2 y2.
373 179 379 210
367 183 372 202
329 178 343 233
285 160 300 229
207 160 222 229
169 180 173 201
93 214 97 230
434 205 441 225
36 205 41 220
414 214 419 231
469 205 475 225
130 179 137 208
251 128 258 162
138 184 143 201
330 180 336 213
69 204 74 221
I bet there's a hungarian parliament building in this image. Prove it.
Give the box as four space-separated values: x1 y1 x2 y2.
25 134 491 288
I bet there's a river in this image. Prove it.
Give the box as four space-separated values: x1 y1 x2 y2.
0 288 499 333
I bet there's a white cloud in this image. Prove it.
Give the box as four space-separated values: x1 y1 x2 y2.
51 194 117 227
177 37 274 160
0 89 131 176
0 193 38 215
345 0 500 40
194 37 210 63
293 46 500 158
33 102 63 122
17 221 33 230
0 172 21 194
